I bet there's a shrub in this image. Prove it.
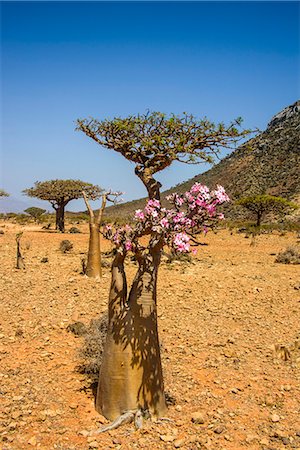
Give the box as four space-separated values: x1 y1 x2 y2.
69 226 81 234
77 314 108 383
59 240 73 253
275 246 300 264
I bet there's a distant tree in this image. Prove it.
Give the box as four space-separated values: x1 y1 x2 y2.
77 111 253 423
83 190 122 280
24 207 46 223
23 180 102 232
0 190 9 197
236 194 298 226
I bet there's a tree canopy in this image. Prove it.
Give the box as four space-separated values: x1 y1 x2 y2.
236 194 298 226
0 189 9 197
76 111 253 198
23 179 102 208
24 207 47 221
23 179 102 232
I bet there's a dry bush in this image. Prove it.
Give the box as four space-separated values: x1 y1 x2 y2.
77 313 108 383
275 246 300 264
69 226 81 234
59 240 73 253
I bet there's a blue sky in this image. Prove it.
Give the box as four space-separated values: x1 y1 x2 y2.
1 1 299 212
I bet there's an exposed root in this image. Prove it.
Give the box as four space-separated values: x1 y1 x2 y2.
88 409 143 435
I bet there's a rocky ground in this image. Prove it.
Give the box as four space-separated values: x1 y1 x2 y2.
0 222 299 450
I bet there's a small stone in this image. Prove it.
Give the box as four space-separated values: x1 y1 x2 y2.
271 413 280 422
88 441 99 448
296 431 300 437
174 439 185 448
224 434 232 441
11 411 22 419
245 434 257 444
214 426 224 434
175 405 182 412
69 403 78 409
78 430 90 437
282 437 290 445
191 412 205 424
28 436 37 446
230 388 239 394
259 438 269 446
160 434 175 442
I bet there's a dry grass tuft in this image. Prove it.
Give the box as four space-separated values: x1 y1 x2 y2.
275 246 300 264
77 313 108 383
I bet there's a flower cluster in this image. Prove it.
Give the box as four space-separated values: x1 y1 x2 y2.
102 224 134 252
104 183 229 254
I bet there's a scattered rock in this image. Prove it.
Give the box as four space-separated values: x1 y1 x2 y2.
271 413 280 423
191 412 205 424
28 436 37 446
160 434 175 442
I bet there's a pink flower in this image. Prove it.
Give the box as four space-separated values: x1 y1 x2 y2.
135 209 145 220
125 241 132 251
160 218 170 228
173 232 190 253
147 199 161 208
206 204 216 216
213 185 230 203
173 212 185 223
192 248 198 255
218 213 225 220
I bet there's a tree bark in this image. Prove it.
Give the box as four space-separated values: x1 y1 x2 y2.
83 192 106 280
86 223 102 279
97 248 166 420
55 203 65 233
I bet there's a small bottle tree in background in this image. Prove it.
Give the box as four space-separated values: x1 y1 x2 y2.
77 111 253 420
23 179 102 232
83 190 122 280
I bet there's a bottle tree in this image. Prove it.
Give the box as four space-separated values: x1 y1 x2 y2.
23 179 102 232
82 190 122 280
77 111 252 420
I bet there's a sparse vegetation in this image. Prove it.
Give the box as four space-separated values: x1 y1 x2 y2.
78 314 108 383
69 226 81 234
275 246 300 264
59 239 73 253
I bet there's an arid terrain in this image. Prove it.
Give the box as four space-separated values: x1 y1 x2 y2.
0 222 299 450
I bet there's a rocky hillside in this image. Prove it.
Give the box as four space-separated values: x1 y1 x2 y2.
106 101 300 220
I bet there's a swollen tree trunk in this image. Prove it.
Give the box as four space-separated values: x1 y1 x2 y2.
83 192 107 280
86 223 102 279
55 203 65 233
97 245 167 420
